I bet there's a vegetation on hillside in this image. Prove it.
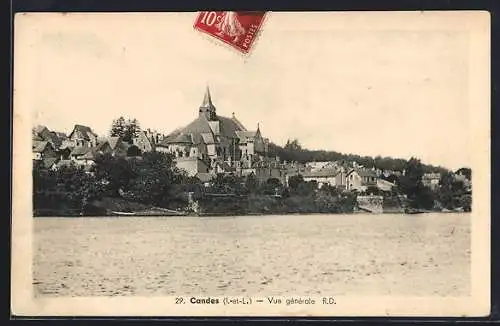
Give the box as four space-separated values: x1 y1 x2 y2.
268 138 448 174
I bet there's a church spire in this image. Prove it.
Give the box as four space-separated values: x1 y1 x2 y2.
199 85 216 120
201 85 214 108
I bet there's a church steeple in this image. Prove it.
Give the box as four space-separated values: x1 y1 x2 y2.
201 85 213 107
199 85 217 120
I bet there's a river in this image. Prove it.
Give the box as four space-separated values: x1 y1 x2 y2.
33 213 470 297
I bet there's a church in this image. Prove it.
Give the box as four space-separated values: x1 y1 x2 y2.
156 87 273 178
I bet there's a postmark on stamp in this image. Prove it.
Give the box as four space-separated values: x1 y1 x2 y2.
193 11 267 54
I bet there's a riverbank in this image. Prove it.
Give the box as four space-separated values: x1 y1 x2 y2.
33 194 467 218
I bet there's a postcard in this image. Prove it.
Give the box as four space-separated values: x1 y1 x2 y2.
12 11 490 316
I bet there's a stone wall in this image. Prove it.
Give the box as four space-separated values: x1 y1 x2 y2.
356 195 384 213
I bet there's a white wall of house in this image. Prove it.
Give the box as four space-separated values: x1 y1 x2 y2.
303 175 337 188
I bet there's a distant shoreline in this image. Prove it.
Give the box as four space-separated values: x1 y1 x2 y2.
33 210 470 218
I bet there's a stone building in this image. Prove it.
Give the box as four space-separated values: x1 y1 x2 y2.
156 87 271 177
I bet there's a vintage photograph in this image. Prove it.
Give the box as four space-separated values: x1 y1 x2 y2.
12 11 490 316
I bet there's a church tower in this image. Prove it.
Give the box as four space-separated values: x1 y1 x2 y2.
199 86 217 121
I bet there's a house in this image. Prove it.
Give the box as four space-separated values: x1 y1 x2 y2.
302 168 339 188
144 128 165 146
69 146 92 161
51 159 75 171
32 125 68 150
68 124 98 148
422 173 441 190
305 161 338 172
32 140 57 161
345 169 378 192
133 131 154 153
107 137 129 157
95 141 113 155
77 149 100 167
38 157 58 170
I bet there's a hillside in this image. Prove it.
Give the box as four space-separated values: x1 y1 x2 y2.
267 139 449 173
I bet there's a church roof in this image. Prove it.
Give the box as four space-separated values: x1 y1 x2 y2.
161 87 252 147
217 116 245 139
231 114 247 131
201 133 215 144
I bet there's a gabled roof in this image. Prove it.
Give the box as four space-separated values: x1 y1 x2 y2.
302 168 339 178
96 141 111 152
43 157 59 169
165 133 194 145
70 124 97 140
32 140 51 153
217 116 245 138
347 168 378 178
236 131 257 141
80 149 98 160
163 88 250 146
33 126 64 147
33 125 48 134
183 115 215 135
70 146 92 156
55 132 67 139
231 114 247 132
107 137 121 150
358 170 378 178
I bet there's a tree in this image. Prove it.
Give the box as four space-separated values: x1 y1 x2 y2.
438 171 468 210
258 178 283 195
127 145 142 157
245 173 258 194
209 173 245 195
287 174 304 192
110 116 126 138
284 139 302 151
456 167 472 180
397 157 424 198
124 118 141 143
121 152 179 206
296 181 317 197
365 185 381 196
93 153 134 197
109 117 141 144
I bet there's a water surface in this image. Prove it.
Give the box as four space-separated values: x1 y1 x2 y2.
34 213 471 297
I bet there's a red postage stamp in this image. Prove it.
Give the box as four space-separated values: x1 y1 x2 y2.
193 11 267 54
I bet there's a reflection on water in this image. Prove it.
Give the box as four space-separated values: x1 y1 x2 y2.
33 213 470 297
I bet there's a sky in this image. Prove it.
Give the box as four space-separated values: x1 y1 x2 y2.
15 12 482 170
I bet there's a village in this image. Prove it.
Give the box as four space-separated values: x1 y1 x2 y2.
32 87 472 215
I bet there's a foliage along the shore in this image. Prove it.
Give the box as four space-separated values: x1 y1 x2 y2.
33 152 471 216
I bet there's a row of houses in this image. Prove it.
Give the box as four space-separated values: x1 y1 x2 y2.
30 124 400 193
32 124 166 171
33 122 471 194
